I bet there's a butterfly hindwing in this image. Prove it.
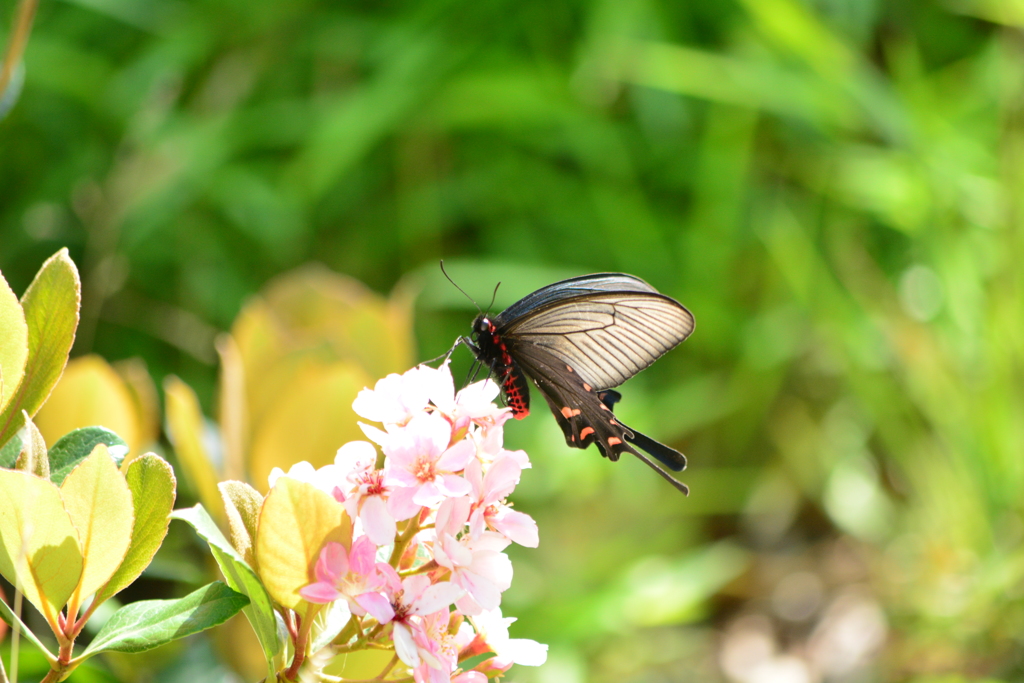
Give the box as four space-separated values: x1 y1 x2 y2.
522 350 634 460
512 343 690 494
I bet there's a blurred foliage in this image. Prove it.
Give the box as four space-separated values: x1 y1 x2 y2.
3 0 1024 680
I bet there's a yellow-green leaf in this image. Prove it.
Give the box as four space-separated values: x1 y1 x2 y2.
230 298 287 429
164 375 223 522
249 362 368 491
15 412 49 479
255 478 352 610
260 266 414 380
61 444 134 610
0 249 81 447
34 355 140 453
94 453 176 605
219 480 263 569
112 358 160 456
0 469 83 620
216 335 248 482
0 270 28 415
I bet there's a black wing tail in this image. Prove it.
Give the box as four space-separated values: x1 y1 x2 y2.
597 393 689 494
620 423 686 472
597 389 686 472
622 446 689 495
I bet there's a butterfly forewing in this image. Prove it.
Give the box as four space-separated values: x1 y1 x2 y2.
501 292 694 390
494 273 660 322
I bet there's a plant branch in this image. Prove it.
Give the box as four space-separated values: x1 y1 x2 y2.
388 517 421 568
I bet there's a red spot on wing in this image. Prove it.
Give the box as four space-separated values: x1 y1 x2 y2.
583 383 592 392
607 437 623 446
580 426 595 439
560 406 573 419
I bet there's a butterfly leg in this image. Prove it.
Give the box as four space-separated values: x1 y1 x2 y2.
422 336 476 367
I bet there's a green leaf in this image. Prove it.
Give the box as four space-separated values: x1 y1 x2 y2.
0 267 29 415
81 581 249 656
219 480 263 568
171 505 282 672
94 454 176 605
255 478 352 610
14 413 49 479
0 249 81 448
60 444 135 609
458 651 498 672
48 426 128 485
0 469 84 620
0 433 21 468
0 588 56 662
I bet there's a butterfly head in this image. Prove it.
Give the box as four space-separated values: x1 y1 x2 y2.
471 314 494 341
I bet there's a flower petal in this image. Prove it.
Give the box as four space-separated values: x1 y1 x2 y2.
393 622 421 667
504 638 548 666
437 439 475 472
438 474 472 498
299 582 344 604
387 485 422 521
361 495 397 545
335 441 378 476
412 581 465 615
355 591 395 624
490 509 538 548
482 456 521 503
348 535 377 576
315 542 349 583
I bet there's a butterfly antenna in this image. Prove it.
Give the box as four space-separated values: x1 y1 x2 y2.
440 261 482 314
486 281 501 315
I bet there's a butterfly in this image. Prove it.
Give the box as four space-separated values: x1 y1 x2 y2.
460 273 695 493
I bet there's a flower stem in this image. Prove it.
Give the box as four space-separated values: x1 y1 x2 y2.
283 603 318 681
388 518 421 568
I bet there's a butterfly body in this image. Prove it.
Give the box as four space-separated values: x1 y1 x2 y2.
464 273 694 494
472 316 531 419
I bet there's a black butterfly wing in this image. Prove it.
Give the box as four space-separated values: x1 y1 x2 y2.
512 342 689 494
495 273 662 321
496 277 694 392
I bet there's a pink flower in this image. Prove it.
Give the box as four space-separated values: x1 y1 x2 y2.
409 609 460 683
334 441 397 545
384 412 475 518
353 366 436 426
299 538 394 623
426 364 508 427
472 417 528 469
375 565 464 674
463 456 538 547
432 506 513 616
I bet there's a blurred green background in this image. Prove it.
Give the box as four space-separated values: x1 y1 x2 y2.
3 0 1024 680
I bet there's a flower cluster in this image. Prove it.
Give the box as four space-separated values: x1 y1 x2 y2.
268 362 547 682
